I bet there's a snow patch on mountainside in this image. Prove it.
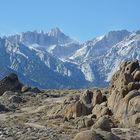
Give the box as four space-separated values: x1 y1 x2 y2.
81 63 94 82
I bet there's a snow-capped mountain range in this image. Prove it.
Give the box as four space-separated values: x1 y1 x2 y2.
0 28 140 89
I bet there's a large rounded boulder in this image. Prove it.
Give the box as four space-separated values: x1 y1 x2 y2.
0 73 22 96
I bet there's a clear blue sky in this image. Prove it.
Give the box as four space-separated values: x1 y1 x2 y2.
0 0 140 41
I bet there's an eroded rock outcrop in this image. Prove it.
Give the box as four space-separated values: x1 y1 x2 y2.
73 60 140 139
108 60 140 127
91 116 114 132
92 90 103 106
63 89 107 120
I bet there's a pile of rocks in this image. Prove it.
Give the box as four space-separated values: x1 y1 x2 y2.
0 73 41 96
52 60 140 140
0 73 41 112
74 60 140 140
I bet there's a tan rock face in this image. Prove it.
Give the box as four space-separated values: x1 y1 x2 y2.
62 90 95 120
108 60 140 127
64 100 91 119
133 70 140 81
92 116 114 132
115 90 140 119
92 90 103 106
74 116 94 129
120 113 140 128
92 104 110 118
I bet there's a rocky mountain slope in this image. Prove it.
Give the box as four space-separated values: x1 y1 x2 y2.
1 28 140 89
69 29 140 87
0 37 88 89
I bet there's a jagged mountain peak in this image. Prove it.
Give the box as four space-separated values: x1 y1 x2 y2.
104 29 130 41
69 29 131 62
134 30 140 35
1 28 81 61
106 29 130 36
4 28 74 48
48 27 64 37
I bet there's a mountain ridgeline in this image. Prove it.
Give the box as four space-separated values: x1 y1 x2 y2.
0 28 140 89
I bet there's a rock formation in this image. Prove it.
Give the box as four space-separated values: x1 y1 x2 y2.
73 60 140 139
0 73 22 96
108 60 140 127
